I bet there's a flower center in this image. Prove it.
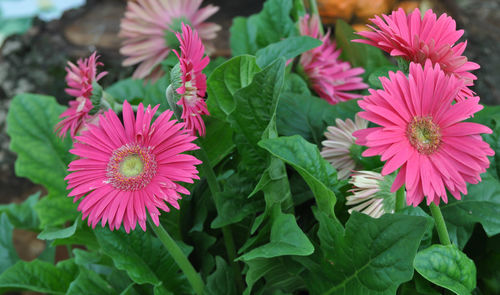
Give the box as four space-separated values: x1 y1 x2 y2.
106 144 157 191
406 116 441 155
183 79 199 107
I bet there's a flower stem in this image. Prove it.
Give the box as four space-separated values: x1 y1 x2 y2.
308 0 324 36
395 186 406 212
148 218 204 295
429 202 451 245
196 142 245 293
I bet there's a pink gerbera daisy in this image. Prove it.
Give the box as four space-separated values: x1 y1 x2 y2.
56 52 107 138
353 60 493 206
65 101 201 232
354 8 479 101
173 23 210 137
299 14 368 105
119 0 220 81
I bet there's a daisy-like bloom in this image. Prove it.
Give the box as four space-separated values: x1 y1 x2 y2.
346 171 396 218
173 23 210 137
353 60 493 206
65 101 201 232
65 52 107 99
299 14 368 105
321 114 369 180
119 0 220 81
354 8 479 101
56 52 107 138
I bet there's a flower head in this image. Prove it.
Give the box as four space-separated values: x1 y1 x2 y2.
173 23 210 136
65 101 201 232
65 52 107 99
321 114 369 180
346 171 396 218
354 8 479 101
299 14 368 105
119 0 220 81
354 60 493 206
56 52 107 138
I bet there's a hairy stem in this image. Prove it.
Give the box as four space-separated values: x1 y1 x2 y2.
429 202 451 245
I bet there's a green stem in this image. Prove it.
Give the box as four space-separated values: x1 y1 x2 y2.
395 186 406 212
308 0 324 36
148 218 204 295
429 202 451 245
196 141 244 293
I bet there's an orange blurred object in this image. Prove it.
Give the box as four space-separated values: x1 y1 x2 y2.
317 0 358 23
352 23 371 32
355 0 397 21
397 1 421 12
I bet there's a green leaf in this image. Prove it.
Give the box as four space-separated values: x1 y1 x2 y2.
0 17 33 44
205 257 237 295
229 0 296 55
37 218 78 240
367 65 399 89
238 213 314 261
199 117 234 167
67 268 117 295
256 36 322 68
35 193 78 228
0 259 77 294
277 94 361 146
304 211 432 295
414 245 476 295
335 20 392 79
95 228 190 294
259 135 338 218
441 172 500 249
206 55 261 120
0 192 40 230
0 214 19 274
6 93 73 194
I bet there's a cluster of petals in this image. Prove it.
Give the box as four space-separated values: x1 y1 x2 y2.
353 60 493 206
65 101 201 232
346 171 393 218
56 52 107 138
119 0 220 81
174 23 210 137
321 114 368 180
299 14 367 105
355 8 479 101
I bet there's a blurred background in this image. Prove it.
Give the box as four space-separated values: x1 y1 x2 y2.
0 0 498 266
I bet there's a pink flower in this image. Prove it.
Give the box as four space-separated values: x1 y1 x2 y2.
354 60 493 206
65 52 107 99
119 0 220 81
65 101 201 232
174 23 210 137
299 14 368 105
56 52 107 138
354 8 479 101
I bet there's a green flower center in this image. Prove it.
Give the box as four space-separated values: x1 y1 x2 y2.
407 116 441 155
119 154 144 177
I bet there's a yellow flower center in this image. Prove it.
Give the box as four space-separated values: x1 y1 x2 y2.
406 116 441 155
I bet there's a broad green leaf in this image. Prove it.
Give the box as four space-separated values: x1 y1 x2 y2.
95 228 190 294
238 213 314 261
6 93 72 194
35 194 78 228
259 135 337 218
199 117 234 167
0 214 18 274
51 219 98 249
0 191 40 230
335 20 392 79
367 65 399 89
256 36 322 68
277 94 361 146
304 211 432 295
441 172 500 249
37 218 78 240
206 55 261 120
67 268 117 295
414 245 476 295
0 259 78 294
205 257 237 295
229 0 296 55
244 256 306 295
